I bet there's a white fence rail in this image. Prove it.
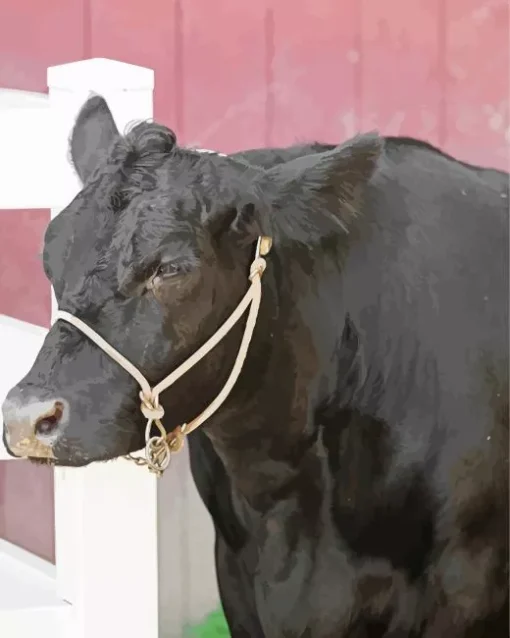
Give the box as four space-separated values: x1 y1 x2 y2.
0 89 53 210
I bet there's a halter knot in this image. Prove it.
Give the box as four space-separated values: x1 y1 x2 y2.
139 392 165 421
249 257 267 281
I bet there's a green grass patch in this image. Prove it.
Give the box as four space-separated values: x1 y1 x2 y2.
184 607 231 638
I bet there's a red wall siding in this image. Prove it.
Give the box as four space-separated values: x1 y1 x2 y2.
0 210 50 326
179 0 268 151
0 463 55 562
0 0 85 92
86 0 179 132
445 0 509 168
269 0 361 145
361 0 445 144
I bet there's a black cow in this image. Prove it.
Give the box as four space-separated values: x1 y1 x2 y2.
2 95 508 637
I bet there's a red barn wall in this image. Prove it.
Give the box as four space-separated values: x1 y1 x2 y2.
0 0 508 563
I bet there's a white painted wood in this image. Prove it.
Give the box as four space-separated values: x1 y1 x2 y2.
0 606 71 638
0 539 56 580
0 89 48 109
0 540 70 638
0 90 57 210
47 57 155 91
181 447 221 628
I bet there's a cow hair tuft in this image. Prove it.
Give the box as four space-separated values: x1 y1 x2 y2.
90 121 179 209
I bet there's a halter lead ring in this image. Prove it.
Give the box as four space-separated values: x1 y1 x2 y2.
55 236 272 476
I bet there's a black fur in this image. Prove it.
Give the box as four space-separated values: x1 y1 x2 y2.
3 95 508 637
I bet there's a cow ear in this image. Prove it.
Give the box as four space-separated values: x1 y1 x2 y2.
255 132 383 243
69 95 120 184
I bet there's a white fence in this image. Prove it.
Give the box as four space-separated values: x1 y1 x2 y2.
0 58 219 638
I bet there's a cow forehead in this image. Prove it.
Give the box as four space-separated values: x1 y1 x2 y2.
65 189 200 277
113 194 204 265
54 145 233 270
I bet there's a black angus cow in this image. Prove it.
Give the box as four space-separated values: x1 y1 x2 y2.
2 96 508 637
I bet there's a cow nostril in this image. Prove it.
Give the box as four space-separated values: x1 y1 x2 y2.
34 401 64 438
35 416 59 436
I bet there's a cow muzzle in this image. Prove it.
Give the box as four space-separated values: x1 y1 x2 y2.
2 388 69 460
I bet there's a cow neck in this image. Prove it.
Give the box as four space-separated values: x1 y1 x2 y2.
55 235 273 477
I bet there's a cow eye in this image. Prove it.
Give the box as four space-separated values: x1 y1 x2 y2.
156 262 182 278
146 262 182 291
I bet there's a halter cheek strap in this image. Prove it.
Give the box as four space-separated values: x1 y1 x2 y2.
55 236 272 476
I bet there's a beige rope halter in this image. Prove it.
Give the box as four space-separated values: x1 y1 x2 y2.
55 236 272 476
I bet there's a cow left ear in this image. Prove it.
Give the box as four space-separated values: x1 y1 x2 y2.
69 94 120 184
254 132 383 242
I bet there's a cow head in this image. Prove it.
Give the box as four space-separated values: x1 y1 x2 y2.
1 95 381 466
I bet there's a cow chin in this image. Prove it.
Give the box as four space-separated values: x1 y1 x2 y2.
51 417 145 467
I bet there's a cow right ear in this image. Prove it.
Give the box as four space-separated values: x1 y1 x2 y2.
252 132 383 244
69 95 120 184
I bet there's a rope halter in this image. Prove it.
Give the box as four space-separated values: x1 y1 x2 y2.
55 236 272 476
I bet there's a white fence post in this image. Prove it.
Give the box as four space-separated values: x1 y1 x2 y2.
46 58 188 638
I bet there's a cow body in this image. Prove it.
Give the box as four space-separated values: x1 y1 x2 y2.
188 139 509 637
2 97 508 637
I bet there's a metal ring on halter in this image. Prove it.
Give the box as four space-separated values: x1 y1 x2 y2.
145 436 171 472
